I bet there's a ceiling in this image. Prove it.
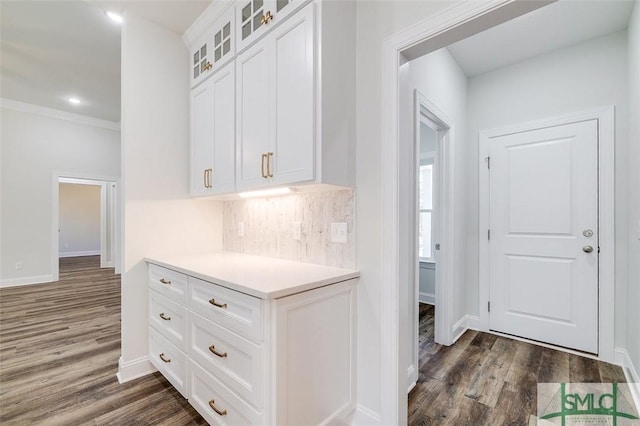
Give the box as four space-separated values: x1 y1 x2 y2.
0 1 210 123
447 0 635 77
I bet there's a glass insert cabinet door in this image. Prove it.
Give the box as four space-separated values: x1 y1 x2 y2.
236 0 300 51
191 6 235 88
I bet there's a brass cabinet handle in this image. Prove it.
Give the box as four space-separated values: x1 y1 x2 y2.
159 353 171 363
207 168 213 188
159 312 171 321
267 152 274 177
159 278 171 285
260 11 273 25
208 298 227 309
261 153 267 178
204 61 213 71
208 399 227 416
203 169 207 188
208 345 228 358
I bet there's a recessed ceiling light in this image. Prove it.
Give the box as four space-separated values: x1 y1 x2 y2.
68 97 81 105
106 11 123 24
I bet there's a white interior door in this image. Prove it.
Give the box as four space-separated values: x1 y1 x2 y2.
489 120 598 354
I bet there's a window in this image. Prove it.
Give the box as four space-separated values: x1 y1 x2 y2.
419 163 433 261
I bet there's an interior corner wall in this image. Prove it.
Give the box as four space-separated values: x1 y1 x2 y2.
120 13 223 378
58 183 101 256
626 0 640 379
465 31 629 348
355 0 458 420
399 47 468 388
0 107 120 286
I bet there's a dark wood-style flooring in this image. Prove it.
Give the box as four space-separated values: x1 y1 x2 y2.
0 259 630 425
408 303 629 425
0 256 205 425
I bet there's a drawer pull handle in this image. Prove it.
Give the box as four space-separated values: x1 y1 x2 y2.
208 345 228 358
159 353 171 363
208 298 227 309
159 278 171 285
159 313 171 321
208 399 227 416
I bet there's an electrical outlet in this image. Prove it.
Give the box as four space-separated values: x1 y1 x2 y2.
331 223 348 243
15 262 23 270
238 222 245 237
293 222 301 240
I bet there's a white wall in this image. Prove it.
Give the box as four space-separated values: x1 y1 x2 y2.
626 0 640 380
354 1 457 420
465 31 629 348
0 106 120 286
59 183 101 256
119 12 223 381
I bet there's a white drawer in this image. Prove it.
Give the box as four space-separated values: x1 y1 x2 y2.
148 263 188 304
149 326 187 398
149 290 187 351
188 359 262 426
189 312 264 408
189 277 263 342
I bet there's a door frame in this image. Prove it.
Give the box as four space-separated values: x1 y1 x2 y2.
408 90 454 391
52 172 120 281
478 106 615 363
380 1 558 424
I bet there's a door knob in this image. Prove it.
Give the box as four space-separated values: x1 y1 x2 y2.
583 245 594 253
583 229 593 237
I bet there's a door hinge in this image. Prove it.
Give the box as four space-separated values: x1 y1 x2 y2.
488 301 491 312
487 229 490 240
486 156 490 169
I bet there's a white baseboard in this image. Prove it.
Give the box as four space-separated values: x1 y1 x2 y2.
350 404 381 426
116 356 156 384
59 250 101 258
465 315 480 331
449 314 480 344
419 292 435 305
615 347 640 414
0 274 54 288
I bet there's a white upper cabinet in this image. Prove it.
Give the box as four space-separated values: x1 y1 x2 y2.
236 0 305 53
190 6 235 89
190 61 236 196
185 0 357 196
236 2 314 190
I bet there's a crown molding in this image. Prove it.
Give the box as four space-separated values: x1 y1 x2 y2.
182 1 234 47
0 98 120 131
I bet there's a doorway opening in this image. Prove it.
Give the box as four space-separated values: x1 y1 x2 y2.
52 175 119 281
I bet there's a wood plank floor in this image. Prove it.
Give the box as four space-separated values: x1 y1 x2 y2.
408 303 629 426
1 260 630 425
0 256 206 425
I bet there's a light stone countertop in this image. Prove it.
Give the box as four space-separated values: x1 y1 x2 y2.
145 252 359 299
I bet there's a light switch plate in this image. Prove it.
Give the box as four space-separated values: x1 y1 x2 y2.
331 223 347 243
293 222 301 240
238 222 245 237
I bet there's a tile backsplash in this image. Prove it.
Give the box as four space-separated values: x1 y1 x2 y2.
223 189 355 269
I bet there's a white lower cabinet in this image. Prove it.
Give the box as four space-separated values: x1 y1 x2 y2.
147 261 357 425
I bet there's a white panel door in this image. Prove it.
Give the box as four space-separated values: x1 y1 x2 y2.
190 80 214 196
489 120 598 353
211 63 236 194
236 39 271 190
269 1 314 186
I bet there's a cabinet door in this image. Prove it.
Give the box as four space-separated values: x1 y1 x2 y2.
236 0 307 53
236 39 272 190
210 63 236 194
191 35 213 88
269 2 314 185
190 80 215 196
211 7 235 70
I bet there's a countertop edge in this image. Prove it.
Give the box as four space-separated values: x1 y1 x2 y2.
144 256 360 299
